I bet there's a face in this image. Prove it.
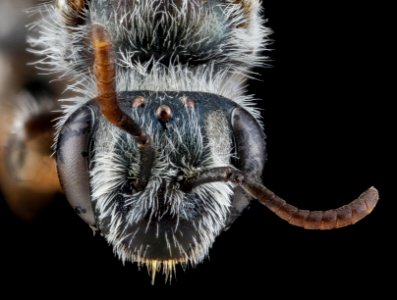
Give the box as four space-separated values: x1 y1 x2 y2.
93 91 237 266
57 91 249 272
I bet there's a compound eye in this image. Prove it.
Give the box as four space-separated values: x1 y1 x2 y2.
56 103 97 228
227 106 266 220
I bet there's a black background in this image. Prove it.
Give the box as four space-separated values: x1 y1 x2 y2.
0 2 393 296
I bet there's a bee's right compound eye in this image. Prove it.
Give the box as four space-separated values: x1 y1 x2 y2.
56 103 98 229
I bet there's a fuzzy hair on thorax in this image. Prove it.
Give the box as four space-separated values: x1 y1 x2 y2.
28 0 271 122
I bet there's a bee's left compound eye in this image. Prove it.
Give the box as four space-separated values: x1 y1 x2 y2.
56 103 98 229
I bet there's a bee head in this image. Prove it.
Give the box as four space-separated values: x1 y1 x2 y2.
56 91 265 279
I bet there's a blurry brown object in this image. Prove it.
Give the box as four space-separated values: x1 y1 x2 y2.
0 0 62 220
